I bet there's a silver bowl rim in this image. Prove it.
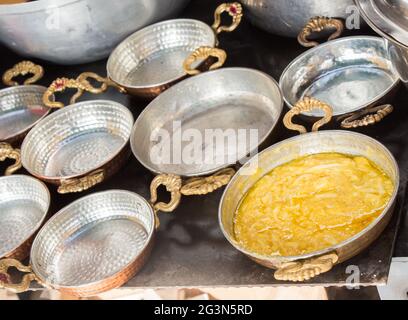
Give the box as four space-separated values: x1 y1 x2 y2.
355 0 408 50
21 99 134 181
0 174 51 259
30 189 155 289
0 0 82 15
0 85 51 141
131 67 285 177
219 130 400 262
107 18 216 90
279 35 401 117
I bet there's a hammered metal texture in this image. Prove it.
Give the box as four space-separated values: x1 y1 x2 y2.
131 67 284 177
0 175 50 260
107 19 216 97
219 131 399 270
30 190 155 297
21 100 133 181
0 85 50 143
280 36 399 117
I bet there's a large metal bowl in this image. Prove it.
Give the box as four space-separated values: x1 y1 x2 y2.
241 0 360 39
0 0 190 64
219 130 399 282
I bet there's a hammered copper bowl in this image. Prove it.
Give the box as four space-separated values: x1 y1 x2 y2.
0 85 50 144
19 100 134 193
0 190 155 297
0 175 50 260
219 130 399 282
106 2 243 98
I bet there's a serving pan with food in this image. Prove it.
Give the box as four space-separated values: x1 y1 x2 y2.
220 98 399 282
280 36 399 129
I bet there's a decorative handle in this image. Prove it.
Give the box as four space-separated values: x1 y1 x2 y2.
274 253 338 282
43 77 95 109
212 2 243 35
2 61 44 86
180 168 235 195
283 97 333 134
183 47 227 76
341 104 393 129
58 169 105 194
150 169 235 228
74 72 127 103
150 174 183 229
0 259 39 293
298 16 344 48
0 143 22 176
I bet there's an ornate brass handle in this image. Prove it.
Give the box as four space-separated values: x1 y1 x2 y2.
2 61 44 86
341 104 393 129
58 169 105 194
74 72 127 103
150 174 183 229
0 259 39 293
150 168 235 228
274 253 339 282
212 2 243 35
43 77 97 109
0 143 22 176
183 47 227 76
181 168 235 195
283 97 333 134
298 16 344 48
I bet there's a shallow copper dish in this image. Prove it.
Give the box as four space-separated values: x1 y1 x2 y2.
0 175 50 261
0 190 155 297
0 100 134 194
0 61 51 145
280 36 400 129
107 2 242 98
219 98 399 282
130 67 284 221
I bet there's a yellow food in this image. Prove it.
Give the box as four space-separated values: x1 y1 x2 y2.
234 153 394 257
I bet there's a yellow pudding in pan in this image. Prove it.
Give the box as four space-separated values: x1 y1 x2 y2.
234 153 394 257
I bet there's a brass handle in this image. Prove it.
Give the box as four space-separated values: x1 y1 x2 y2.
150 174 183 229
283 97 333 134
274 253 338 282
212 2 243 35
58 169 105 194
74 72 127 103
0 143 22 176
150 168 235 228
180 168 235 195
43 77 96 109
183 47 227 76
2 61 44 86
341 104 394 129
298 16 344 48
0 259 39 293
